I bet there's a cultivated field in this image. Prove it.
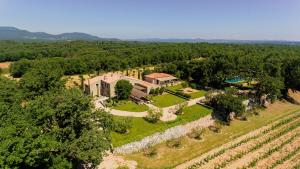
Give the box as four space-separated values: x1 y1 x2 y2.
177 111 300 169
124 93 300 169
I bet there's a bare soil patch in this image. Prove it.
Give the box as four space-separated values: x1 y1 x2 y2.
97 154 137 169
289 89 300 103
64 74 92 88
182 87 199 94
0 62 11 69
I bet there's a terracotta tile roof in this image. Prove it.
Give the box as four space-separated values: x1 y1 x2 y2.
145 73 175 79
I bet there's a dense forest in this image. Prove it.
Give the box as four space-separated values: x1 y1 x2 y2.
1 40 300 168
2 40 300 98
1 41 299 78
0 64 114 168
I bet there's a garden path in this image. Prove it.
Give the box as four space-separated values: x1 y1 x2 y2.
94 99 148 117
97 153 137 169
94 96 206 120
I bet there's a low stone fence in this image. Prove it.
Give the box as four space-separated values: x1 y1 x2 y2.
114 115 213 154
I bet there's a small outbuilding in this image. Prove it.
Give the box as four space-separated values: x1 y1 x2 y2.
144 73 178 86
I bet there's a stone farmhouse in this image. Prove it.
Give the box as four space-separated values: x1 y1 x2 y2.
84 73 158 100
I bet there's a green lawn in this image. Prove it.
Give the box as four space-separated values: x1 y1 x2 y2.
166 84 207 99
151 94 186 108
167 84 184 91
112 105 212 147
112 101 149 112
182 104 211 121
190 90 207 99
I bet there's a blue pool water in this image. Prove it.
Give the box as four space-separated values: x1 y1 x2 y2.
225 76 244 84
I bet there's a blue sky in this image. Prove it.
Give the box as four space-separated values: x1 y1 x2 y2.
0 0 300 40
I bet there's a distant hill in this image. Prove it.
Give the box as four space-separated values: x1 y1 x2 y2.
0 26 119 41
1 26 299 45
132 38 300 45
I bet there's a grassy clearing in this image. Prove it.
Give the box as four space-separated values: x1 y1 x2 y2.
112 101 149 112
112 105 212 147
181 104 211 121
190 90 207 99
63 74 93 88
151 94 186 108
123 100 300 169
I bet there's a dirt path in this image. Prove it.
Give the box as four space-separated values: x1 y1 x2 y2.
108 109 148 117
94 99 148 117
94 96 205 120
97 153 137 169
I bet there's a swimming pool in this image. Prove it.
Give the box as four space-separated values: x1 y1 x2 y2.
225 76 244 84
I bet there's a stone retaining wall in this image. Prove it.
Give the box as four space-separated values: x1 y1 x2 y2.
114 115 213 154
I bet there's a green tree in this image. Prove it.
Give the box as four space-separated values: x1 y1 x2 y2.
19 65 64 99
0 88 113 168
10 59 32 78
142 69 152 80
256 76 284 102
0 77 22 104
283 58 300 94
115 80 133 100
144 108 162 123
113 117 132 134
210 94 245 122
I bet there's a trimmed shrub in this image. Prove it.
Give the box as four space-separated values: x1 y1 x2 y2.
166 138 182 149
113 118 132 134
150 88 163 96
189 83 197 89
188 127 205 140
175 91 191 99
254 111 260 116
143 148 158 157
149 88 155 95
237 115 248 121
144 108 162 123
105 98 117 107
208 125 221 133
174 102 187 115
209 120 224 133
159 87 165 95
181 82 188 88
